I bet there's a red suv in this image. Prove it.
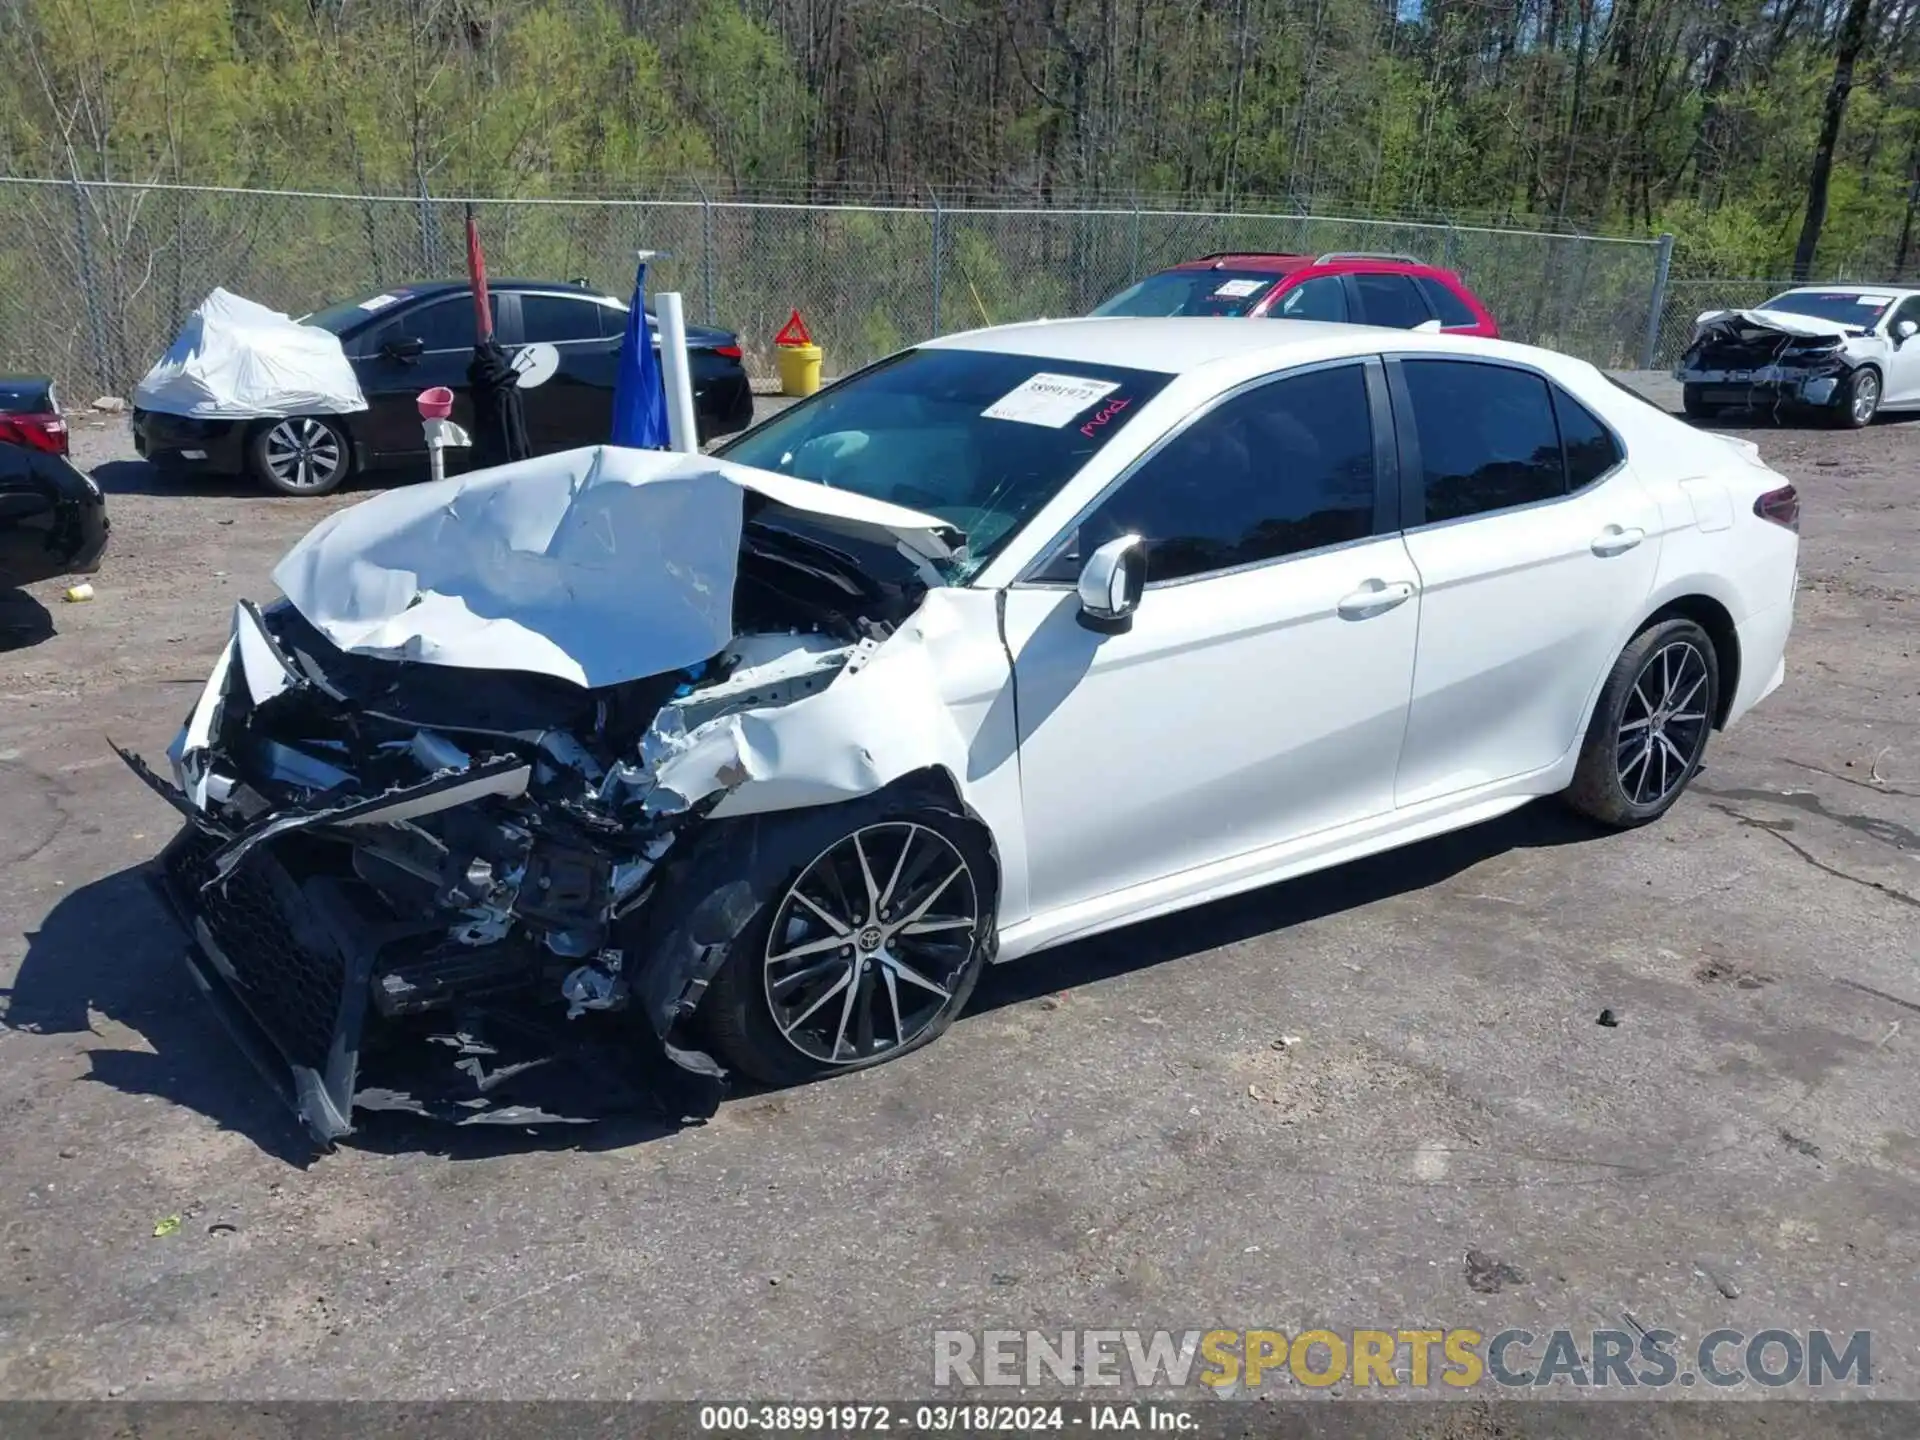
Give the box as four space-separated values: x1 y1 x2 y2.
1091 252 1500 337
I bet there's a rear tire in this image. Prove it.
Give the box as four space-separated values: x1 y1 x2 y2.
1564 618 1719 829
247 415 351 496
1682 384 1718 421
1830 366 1880 429
702 801 996 1086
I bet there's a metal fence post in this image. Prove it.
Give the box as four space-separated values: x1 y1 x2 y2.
417 175 435 274
1442 220 1459 271
930 190 944 338
699 183 717 326
1129 196 1142 280
67 174 111 395
1640 232 1676 370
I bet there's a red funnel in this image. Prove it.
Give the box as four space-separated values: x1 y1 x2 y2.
417 386 454 420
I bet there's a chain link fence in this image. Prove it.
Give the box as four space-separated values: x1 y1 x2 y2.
0 178 1670 400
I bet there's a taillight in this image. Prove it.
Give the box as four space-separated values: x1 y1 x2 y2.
0 413 67 455
1754 484 1800 532
710 344 743 360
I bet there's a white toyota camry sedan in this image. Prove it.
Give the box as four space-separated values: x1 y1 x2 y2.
126 318 1800 1139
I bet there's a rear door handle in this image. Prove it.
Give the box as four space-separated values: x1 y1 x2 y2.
1336 579 1416 618
1591 526 1646 557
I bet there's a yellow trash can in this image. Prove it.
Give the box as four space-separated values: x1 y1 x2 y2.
776 342 823 398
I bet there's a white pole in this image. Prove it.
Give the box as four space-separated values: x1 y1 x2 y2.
656 291 700 454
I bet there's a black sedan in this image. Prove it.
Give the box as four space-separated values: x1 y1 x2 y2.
0 438 108 590
133 280 755 496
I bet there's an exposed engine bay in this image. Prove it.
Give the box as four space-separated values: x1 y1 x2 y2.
117 445 977 1144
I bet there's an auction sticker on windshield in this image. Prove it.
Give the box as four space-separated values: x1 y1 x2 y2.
1214 278 1265 298
984 373 1121 427
358 293 403 312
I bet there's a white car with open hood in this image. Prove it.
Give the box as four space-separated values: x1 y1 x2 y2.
1675 283 1920 427
122 318 1801 1143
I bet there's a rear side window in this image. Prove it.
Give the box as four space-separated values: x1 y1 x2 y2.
1416 276 1480 328
1272 275 1348 322
1401 360 1565 522
521 294 610 344
1068 363 1377 583
1353 273 1433 329
1553 388 1622 489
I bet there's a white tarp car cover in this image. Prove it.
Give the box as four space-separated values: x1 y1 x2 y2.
134 288 368 419
272 444 957 689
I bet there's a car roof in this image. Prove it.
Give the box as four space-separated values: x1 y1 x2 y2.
388 279 619 301
924 316 1539 376
1769 283 1917 297
1164 253 1317 275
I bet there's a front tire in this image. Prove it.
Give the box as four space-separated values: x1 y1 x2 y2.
248 415 351 496
702 803 996 1086
1565 618 1719 829
1831 366 1880 429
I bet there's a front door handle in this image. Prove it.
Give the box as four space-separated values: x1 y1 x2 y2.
1591 525 1646 557
1336 579 1416 619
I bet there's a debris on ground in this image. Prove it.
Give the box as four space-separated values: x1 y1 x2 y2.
1596 1008 1620 1027
151 1214 181 1237
91 396 126 413
63 583 94 603
1463 1249 1527 1294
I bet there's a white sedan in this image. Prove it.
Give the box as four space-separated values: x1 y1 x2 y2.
127 318 1800 1138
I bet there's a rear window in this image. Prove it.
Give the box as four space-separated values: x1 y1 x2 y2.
1093 271 1282 318
0 378 53 411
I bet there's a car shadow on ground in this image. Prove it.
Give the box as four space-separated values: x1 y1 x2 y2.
968 796 1603 1015
0 587 55 651
90 458 425 500
4 798 1608 1166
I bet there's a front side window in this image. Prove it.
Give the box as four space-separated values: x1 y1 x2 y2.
1352 273 1433 329
371 296 496 353
1055 363 1378 584
718 348 1172 578
1402 360 1565 523
1272 275 1348 322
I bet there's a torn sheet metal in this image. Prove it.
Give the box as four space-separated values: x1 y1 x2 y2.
133 288 368 419
272 444 958 689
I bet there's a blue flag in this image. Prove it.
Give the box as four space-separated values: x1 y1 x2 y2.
611 260 670 448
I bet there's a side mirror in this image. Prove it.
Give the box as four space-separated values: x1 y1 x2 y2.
1076 534 1146 634
382 336 426 363
1896 320 1917 343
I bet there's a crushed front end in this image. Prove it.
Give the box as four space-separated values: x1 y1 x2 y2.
1674 312 1860 415
122 588 905 1143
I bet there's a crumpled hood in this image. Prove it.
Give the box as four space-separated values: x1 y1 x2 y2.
272 444 957 689
1696 307 1860 340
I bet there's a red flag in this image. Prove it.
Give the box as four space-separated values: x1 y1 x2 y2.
465 205 493 342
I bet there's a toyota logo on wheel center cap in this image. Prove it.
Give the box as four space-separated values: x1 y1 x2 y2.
857 925 884 952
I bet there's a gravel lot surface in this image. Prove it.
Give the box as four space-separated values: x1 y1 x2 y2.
1 377 1916 1418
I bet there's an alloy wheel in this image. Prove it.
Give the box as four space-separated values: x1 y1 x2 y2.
263 418 344 492
762 822 980 1066
1616 640 1711 808
1853 371 1880 425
